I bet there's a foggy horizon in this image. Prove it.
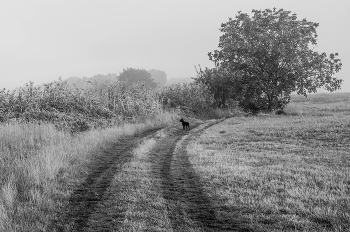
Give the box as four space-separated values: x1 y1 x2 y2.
1 0 349 92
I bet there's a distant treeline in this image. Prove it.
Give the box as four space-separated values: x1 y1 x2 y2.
57 69 192 91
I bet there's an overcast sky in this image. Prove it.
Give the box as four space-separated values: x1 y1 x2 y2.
1 0 349 92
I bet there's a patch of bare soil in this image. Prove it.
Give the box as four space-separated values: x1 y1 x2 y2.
149 120 253 231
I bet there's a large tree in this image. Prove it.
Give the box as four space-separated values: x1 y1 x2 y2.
118 68 157 88
202 8 342 112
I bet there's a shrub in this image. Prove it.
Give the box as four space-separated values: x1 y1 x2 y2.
158 82 215 115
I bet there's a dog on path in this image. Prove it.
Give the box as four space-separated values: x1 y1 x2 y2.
179 118 190 131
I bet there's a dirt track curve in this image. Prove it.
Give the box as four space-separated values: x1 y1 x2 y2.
53 119 252 231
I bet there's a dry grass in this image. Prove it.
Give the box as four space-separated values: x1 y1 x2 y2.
0 110 178 231
187 94 350 231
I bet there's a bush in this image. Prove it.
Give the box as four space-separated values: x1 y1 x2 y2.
158 82 215 115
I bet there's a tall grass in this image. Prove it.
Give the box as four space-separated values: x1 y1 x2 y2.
0 79 162 131
0 110 178 231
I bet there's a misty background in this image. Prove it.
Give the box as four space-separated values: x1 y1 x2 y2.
1 0 349 92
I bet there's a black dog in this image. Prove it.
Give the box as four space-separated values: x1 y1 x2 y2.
179 118 190 131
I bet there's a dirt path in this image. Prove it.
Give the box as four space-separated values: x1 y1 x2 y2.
149 120 252 231
53 119 251 231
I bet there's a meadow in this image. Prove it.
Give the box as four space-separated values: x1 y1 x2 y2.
187 93 350 231
1 78 349 231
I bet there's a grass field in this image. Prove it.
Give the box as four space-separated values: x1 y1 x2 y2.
187 93 350 231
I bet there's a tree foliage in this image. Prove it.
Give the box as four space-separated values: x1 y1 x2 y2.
118 68 157 88
65 73 117 90
200 8 342 112
195 66 237 108
148 69 167 88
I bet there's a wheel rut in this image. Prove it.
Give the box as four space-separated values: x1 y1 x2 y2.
55 128 160 232
150 120 252 231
